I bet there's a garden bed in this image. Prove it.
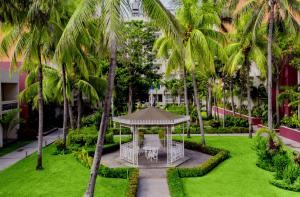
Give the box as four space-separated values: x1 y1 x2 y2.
167 140 230 197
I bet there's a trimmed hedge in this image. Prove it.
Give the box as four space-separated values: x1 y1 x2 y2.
73 144 139 197
270 179 300 192
167 140 230 197
167 169 185 197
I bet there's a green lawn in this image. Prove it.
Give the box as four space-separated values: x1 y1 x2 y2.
0 140 33 157
179 136 299 197
0 145 128 197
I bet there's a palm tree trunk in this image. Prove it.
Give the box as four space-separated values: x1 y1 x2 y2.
267 0 275 130
62 63 68 145
207 78 212 118
246 67 253 138
230 79 235 114
183 67 190 138
222 78 226 128
68 101 75 129
77 91 82 129
275 74 280 125
128 83 132 114
192 72 205 145
85 41 117 197
36 49 43 170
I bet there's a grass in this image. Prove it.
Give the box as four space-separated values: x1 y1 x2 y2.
0 140 33 157
176 136 299 197
0 145 128 197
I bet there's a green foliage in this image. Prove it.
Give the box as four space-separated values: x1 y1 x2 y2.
0 109 23 141
73 148 93 169
209 120 221 128
253 128 285 171
273 153 291 180
281 114 300 128
73 143 139 197
53 139 69 154
67 126 114 149
81 110 102 127
224 115 249 127
108 127 131 135
252 104 268 122
167 140 230 197
167 169 185 197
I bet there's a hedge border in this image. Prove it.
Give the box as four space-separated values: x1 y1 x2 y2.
167 140 230 197
270 179 300 192
73 144 139 197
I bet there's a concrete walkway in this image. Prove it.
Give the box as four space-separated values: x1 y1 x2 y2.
0 129 63 171
137 135 170 197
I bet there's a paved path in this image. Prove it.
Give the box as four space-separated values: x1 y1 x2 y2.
137 134 170 197
0 129 63 171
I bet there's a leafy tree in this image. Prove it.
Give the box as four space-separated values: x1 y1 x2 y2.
225 13 267 138
236 0 300 129
54 0 182 195
116 20 160 114
0 109 23 145
0 0 69 170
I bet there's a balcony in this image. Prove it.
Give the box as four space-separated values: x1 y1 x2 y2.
1 100 18 112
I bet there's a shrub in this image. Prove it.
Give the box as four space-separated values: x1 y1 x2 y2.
281 114 300 128
105 132 114 144
273 153 291 180
224 115 249 127
167 140 230 197
67 126 115 150
139 131 144 147
81 110 102 127
167 169 185 197
209 120 221 128
282 164 300 185
253 128 284 171
73 148 93 168
53 139 68 154
108 127 131 135
73 143 139 197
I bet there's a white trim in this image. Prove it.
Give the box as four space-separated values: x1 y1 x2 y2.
112 116 190 126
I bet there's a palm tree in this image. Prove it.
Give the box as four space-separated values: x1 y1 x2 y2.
235 0 300 129
54 0 182 195
0 0 66 170
225 14 267 138
155 0 226 145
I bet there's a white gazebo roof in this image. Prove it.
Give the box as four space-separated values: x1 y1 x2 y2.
112 107 190 126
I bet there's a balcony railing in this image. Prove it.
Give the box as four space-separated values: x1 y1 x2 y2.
1 100 18 112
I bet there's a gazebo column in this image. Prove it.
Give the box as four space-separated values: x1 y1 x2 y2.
132 125 138 167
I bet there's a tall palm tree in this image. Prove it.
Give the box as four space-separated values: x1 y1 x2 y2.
54 0 182 195
0 0 65 170
235 0 300 129
225 14 267 138
154 0 226 145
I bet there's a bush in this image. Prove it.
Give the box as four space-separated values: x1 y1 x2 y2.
167 140 230 197
108 127 131 135
209 120 221 128
282 163 300 185
273 153 291 180
253 128 285 171
81 110 102 127
105 132 114 144
167 169 185 197
53 139 68 154
139 131 144 147
281 114 300 128
224 115 249 127
67 126 115 150
73 143 139 197
73 148 93 168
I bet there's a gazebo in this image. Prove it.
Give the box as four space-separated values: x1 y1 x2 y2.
112 107 190 167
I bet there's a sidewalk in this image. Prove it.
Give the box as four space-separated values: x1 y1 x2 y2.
0 129 63 171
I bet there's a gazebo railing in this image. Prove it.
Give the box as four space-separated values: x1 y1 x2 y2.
120 142 134 163
170 141 184 163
